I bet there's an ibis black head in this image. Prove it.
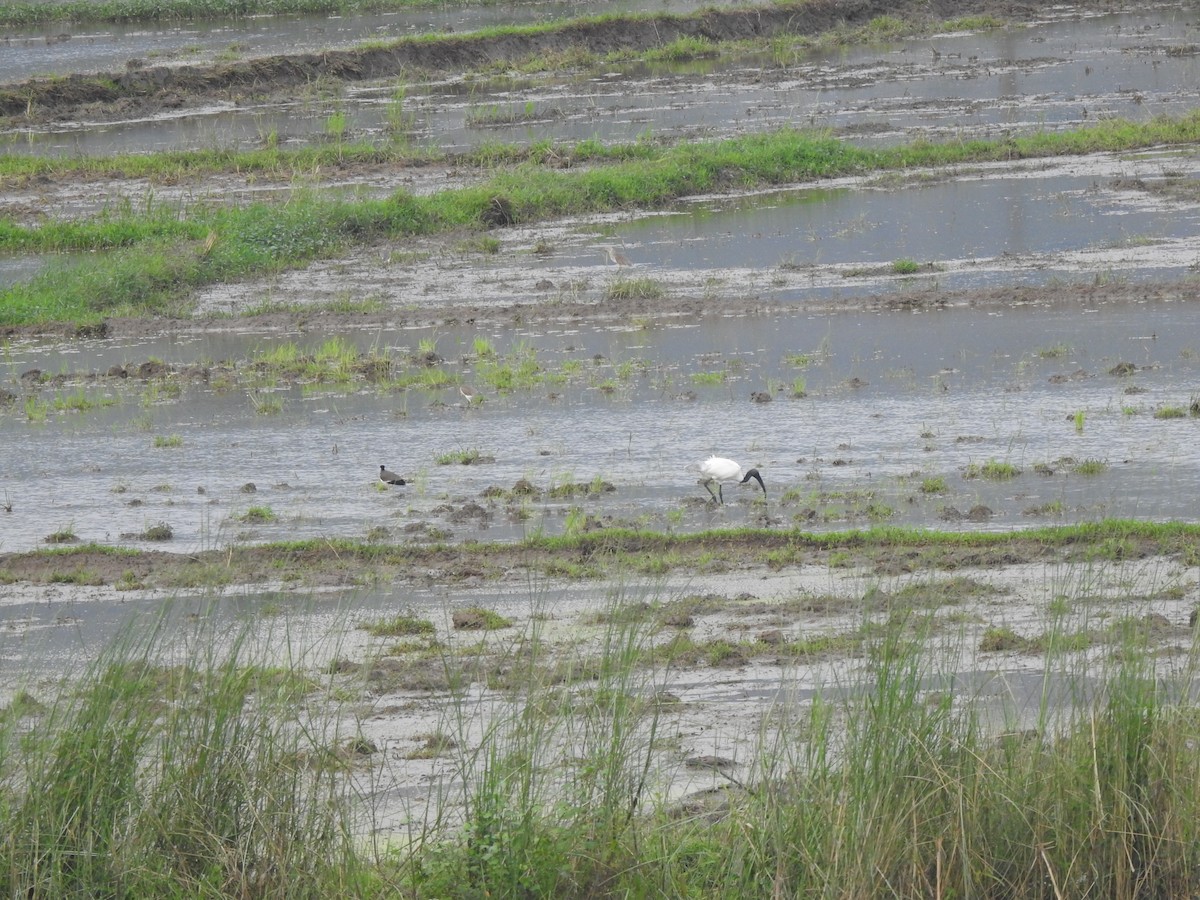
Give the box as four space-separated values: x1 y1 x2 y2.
740 468 766 496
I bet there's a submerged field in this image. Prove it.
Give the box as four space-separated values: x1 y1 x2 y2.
2 0 1200 896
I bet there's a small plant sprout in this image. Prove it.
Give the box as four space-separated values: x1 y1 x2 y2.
360 614 435 638
1037 342 1071 359
1154 405 1187 419
140 522 173 541
324 110 348 141
435 448 493 466
564 507 587 536
384 85 412 135
891 258 920 274
24 396 48 423
250 393 283 416
920 476 948 494
964 460 1021 480
239 506 277 524
44 523 77 544
1073 410 1085 433
606 278 663 301
1073 458 1108 476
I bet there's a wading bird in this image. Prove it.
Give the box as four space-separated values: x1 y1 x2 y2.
696 456 765 505
379 464 406 486
606 246 631 267
459 384 481 406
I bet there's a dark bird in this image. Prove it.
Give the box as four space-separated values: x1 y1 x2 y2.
379 464 406 486
696 456 765 505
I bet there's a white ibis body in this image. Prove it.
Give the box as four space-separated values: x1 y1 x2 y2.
379 464 406 486
697 456 765 505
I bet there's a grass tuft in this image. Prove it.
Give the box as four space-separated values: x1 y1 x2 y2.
0 612 364 896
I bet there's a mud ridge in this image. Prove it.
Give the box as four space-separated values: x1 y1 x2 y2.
2 278 1191 343
0 0 1112 122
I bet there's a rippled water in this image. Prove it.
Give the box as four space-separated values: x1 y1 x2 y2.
2 300 1198 554
0 0 722 84
570 149 1200 295
3 7 1198 156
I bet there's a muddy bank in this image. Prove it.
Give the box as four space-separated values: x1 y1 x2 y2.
0 0 1130 121
2 279 1193 343
3 524 1197 591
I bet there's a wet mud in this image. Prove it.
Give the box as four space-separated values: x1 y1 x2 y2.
0 0 1079 122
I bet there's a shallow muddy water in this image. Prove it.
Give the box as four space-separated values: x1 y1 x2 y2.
2 298 1198 554
565 149 1200 296
0 0 720 84
3 5 1198 158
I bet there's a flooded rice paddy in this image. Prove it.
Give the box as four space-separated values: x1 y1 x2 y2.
4 6 1200 157
1 0 720 84
3 0 1200 843
2 296 1198 555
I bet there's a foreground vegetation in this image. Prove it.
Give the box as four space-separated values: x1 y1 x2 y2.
0 613 371 897
2 566 1199 897
402 614 1200 897
3 114 1199 327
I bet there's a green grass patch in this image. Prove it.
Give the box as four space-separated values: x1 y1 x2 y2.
47 568 103 585
964 459 1022 480
237 506 277 524
8 114 1200 326
645 35 719 62
919 476 948 494
360 614 436 638
49 389 117 414
1155 405 1188 419
0 615 364 896
43 524 77 544
139 522 174 541
605 277 664 301
453 607 512 630
1036 342 1072 359
435 448 492 466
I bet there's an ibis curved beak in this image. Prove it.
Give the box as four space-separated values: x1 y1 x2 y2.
741 468 766 497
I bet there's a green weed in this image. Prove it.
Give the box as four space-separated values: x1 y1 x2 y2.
919 476 947 494
964 460 1022 480
8 116 1200 326
435 448 492 465
1073 458 1108 476
361 614 436 638
238 506 276 524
